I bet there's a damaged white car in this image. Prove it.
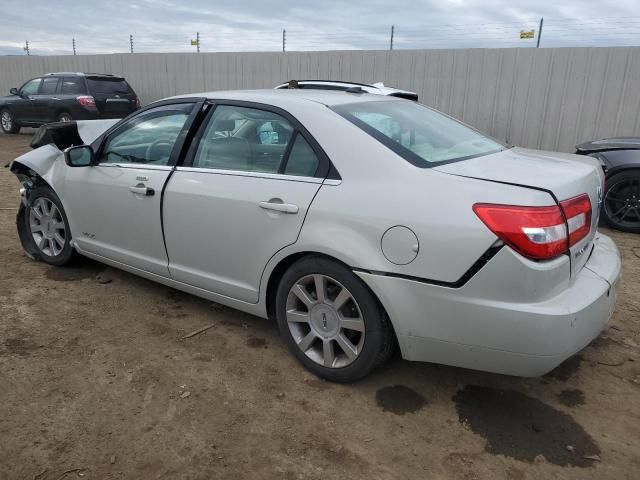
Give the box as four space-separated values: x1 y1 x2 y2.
10 89 621 382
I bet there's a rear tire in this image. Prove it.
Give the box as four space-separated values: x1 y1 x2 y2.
18 186 76 266
275 255 394 383
57 112 72 123
602 170 640 233
1 108 20 134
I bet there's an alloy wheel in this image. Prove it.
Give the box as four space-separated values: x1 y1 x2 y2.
604 176 640 229
1 110 12 131
29 197 67 257
286 274 365 368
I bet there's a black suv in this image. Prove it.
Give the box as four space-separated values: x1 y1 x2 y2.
0 72 140 134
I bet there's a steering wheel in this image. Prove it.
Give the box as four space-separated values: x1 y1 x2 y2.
145 138 174 164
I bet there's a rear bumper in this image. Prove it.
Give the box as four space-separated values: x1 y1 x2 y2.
357 233 621 377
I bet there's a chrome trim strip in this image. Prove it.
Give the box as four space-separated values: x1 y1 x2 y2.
323 178 342 186
174 166 323 184
97 163 173 171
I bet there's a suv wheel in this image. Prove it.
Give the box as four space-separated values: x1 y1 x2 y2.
57 112 72 123
1 108 20 134
275 256 395 382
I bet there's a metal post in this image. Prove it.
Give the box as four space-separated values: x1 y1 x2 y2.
24 40 30 56
536 17 543 48
196 31 200 53
390 25 395 50
72 38 76 55
282 29 286 52
130 34 134 53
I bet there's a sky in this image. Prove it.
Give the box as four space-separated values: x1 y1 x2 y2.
0 0 639 56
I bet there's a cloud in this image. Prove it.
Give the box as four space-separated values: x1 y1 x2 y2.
0 0 637 55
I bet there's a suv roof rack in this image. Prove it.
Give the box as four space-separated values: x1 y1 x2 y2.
44 72 85 76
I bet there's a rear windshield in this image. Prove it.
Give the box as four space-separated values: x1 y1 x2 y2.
332 101 506 167
87 78 131 95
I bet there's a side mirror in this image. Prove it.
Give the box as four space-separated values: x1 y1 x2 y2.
64 145 94 167
10 87 19 96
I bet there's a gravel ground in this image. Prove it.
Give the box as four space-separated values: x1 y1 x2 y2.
0 132 639 480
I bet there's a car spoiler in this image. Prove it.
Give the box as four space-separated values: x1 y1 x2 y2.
576 137 640 153
30 119 119 151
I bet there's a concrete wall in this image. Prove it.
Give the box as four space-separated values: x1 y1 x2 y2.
1 47 639 152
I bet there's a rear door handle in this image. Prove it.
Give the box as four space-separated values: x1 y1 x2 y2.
259 200 298 214
129 184 155 196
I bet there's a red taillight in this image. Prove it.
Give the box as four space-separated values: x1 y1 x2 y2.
76 95 96 108
473 193 592 261
473 204 568 260
560 193 592 246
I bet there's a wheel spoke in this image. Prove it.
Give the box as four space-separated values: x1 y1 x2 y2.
323 340 335 367
31 205 43 220
53 221 65 230
38 236 48 250
292 284 315 309
297 331 316 352
30 222 43 233
340 316 365 332
53 233 65 250
41 200 51 216
49 203 59 219
336 333 358 360
332 287 351 310
313 275 326 303
620 207 632 220
286 309 310 324
612 204 628 218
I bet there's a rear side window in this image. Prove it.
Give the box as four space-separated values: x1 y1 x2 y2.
40 77 60 95
61 77 85 94
87 78 131 95
284 134 319 176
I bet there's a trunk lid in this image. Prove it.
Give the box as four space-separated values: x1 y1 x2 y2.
86 76 138 117
434 147 604 277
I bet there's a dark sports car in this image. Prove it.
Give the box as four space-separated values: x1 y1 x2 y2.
576 138 640 233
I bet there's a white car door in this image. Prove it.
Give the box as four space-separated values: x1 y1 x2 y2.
163 103 328 303
64 101 197 276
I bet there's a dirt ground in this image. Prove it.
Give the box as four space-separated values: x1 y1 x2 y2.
0 132 638 480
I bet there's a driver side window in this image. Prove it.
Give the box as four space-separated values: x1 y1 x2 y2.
20 78 42 96
99 103 193 166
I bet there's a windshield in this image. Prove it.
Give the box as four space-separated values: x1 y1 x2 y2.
332 101 506 167
87 78 131 95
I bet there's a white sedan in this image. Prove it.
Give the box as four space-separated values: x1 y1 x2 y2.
10 89 621 382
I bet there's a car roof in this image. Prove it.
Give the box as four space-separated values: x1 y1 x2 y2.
169 88 399 107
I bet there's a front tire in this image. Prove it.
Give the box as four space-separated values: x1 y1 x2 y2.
1 108 20 134
18 186 76 266
602 170 640 233
275 256 394 382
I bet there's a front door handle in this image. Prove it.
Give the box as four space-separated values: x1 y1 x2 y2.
129 183 155 196
259 200 298 214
